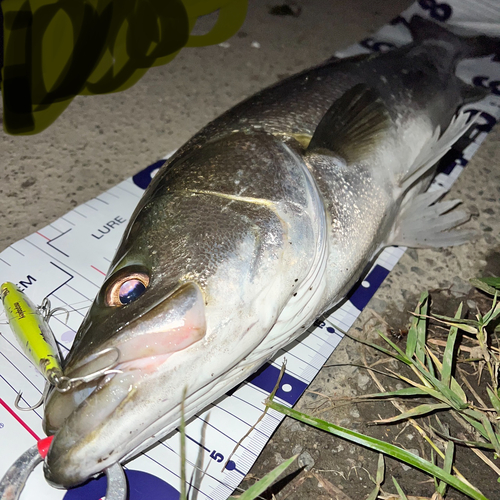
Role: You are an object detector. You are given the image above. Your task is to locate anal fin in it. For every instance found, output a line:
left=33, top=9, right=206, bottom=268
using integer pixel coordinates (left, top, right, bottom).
left=387, top=188, right=478, bottom=248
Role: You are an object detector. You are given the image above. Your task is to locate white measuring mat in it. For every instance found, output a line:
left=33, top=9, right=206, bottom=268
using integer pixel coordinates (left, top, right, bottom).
left=1, top=1, right=499, bottom=498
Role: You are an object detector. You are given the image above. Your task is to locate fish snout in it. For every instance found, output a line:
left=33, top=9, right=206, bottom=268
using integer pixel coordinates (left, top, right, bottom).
left=42, top=282, right=207, bottom=486
left=43, top=459, right=77, bottom=489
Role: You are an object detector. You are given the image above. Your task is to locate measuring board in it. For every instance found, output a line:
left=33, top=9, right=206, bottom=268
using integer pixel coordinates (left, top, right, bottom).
left=1, top=2, right=500, bottom=498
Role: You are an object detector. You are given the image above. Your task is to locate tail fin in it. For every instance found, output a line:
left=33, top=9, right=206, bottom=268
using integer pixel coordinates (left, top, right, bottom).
left=408, top=15, right=500, bottom=60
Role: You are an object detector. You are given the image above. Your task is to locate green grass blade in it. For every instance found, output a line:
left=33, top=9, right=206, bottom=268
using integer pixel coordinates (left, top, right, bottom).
left=366, top=455, right=385, bottom=500
left=406, top=311, right=418, bottom=359
left=407, top=365, right=434, bottom=389
left=481, top=414, right=500, bottom=455
left=432, top=313, right=479, bottom=327
left=416, top=386, right=451, bottom=404
left=437, top=441, right=454, bottom=496
left=452, top=438, right=495, bottom=450
left=461, top=410, right=489, bottom=440
left=432, top=316, right=478, bottom=334
left=374, top=403, right=449, bottom=424
left=392, top=477, right=409, bottom=500
left=418, top=369, right=468, bottom=410
left=491, top=302, right=500, bottom=322
left=232, top=454, right=297, bottom=500
left=426, top=347, right=443, bottom=377
left=415, top=292, right=429, bottom=365
left=442, top=303, right=463, bottom=389
left=481, top=291, right=498, bottom=325
left=377, top=330, right=410, bottom=361
left=375, top=453, right=385, bottom=485
left=483, top=300, right=500, bottom=326
left=431, top=426, right=497, bottom=450
left=487, top=387, right=500, bottom=414
left=451, top=439, right=495, bottom=450
left=385, top=371, right=446, bottom=402
left=470, top=278, right=499, bottom=296
left=478, top=277, right=500, bottom=288
left=426, top=349, right=467, bottom=403
left=426, top=353, right=436, bottom=378
left=344, top=332, right=410, bottom=364
left=474, top=276, right=500, bottom=291
left=357, top=387, right=430, bottom=399
left=365, top=484, right=380, bottom=500
left=406, top=292, right=428, bottom=360
left=267, top=400, right=488, bottom=500
left=432, top=449, right=439, bottom=492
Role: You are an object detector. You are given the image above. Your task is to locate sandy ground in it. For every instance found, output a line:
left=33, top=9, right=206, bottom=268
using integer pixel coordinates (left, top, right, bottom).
left=1, top=0, right=500, bottom=498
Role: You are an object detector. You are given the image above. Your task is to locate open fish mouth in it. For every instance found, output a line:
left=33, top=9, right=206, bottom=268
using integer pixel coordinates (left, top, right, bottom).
left=43, top=282, right=207, bottom=488
left=43, top=369, right=141, bottom=488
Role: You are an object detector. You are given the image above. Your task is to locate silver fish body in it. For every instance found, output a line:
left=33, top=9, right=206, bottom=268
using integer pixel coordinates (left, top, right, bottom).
left=43, top=18, right=490, bottom=487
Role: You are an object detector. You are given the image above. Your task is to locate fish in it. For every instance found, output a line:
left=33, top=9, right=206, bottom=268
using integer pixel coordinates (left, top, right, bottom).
left=42, top=16, right=498, bottom=488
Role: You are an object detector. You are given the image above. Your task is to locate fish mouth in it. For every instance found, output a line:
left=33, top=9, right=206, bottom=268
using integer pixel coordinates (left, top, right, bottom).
left=43, top=282, right=206, bottom=488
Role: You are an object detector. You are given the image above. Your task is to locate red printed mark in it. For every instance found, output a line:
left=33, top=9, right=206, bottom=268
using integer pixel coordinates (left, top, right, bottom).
left=36, top=232, right=50, bottom=241
left=91, top=265, right=106, bottom=276
left=0, top=397, right=40, bottom=441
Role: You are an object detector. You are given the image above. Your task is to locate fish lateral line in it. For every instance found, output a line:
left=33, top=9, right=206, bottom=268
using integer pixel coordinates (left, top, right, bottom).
left=183, top=188, right=294, bottom=238
left=184, top=188, right=277, bottom=209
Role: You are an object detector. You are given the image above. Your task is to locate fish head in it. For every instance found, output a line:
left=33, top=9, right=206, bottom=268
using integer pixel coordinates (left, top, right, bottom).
left=42, top=133, right=316, bottom=488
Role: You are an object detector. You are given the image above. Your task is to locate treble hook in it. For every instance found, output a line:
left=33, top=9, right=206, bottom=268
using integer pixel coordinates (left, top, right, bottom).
left=53, top=346, right=123, bottom=393
left=38, top=297, right=70, bottom=324
left=14, top=382, right=50, bottom=411
left=0, top=436, right=127, bottom=500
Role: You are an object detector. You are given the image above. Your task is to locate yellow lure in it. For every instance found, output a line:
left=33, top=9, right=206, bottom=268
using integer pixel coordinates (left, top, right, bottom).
left=1, top=282, right=63, bottom=385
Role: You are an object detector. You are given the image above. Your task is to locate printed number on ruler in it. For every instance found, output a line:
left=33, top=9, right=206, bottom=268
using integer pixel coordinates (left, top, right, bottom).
left=472, top=76, right=500, bottom=96
left=313, top=320, right=336, bottom=334
left=418, top=0, right=452, bottom=22
left=210, top=450, right=224, bottom=463
left=435, top=109, right=498, bottom=176
left=359, top=38, right=395, bottom=53
left=466, top=110, right=498, bottom=133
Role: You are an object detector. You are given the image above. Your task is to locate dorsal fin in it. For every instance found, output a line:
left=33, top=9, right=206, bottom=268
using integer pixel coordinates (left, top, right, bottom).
left=307, top=84, right=392, bottom=164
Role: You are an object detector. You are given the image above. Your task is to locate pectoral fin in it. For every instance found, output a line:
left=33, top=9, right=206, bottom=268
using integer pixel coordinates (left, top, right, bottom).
left=307, top=84, right=392, bottom=163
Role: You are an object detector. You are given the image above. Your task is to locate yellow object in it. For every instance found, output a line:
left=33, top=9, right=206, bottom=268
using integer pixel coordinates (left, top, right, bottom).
left=1, top=282, right=63, bottom=385
left=2, top=0, right=248, bottom=135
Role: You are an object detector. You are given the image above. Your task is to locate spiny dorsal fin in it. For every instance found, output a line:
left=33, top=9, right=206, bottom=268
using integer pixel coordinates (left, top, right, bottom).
left=307, top=84, right=392, bottom=164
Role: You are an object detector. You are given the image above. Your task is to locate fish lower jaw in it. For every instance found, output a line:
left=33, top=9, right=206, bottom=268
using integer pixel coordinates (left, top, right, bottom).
left=122, top=358, right=269, bottom=463
left=70, top=353, right=176, bottom=430
left=44, top=351, right=179, bottom=485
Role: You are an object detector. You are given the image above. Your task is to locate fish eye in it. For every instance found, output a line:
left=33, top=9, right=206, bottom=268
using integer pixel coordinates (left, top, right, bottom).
left=105, top=271, right=150, bottom=307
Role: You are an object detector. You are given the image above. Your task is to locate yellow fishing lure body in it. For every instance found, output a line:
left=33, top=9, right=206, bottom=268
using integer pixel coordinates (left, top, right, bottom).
left=1, top=282, right=63, bottom=385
